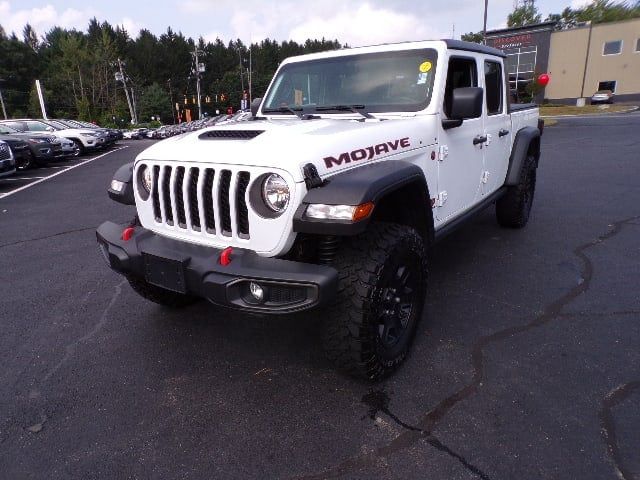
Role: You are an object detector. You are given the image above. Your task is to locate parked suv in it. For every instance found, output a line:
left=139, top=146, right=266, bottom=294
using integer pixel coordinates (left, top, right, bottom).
left=0, top=119, right=103, bottom=155
left=0, top=123, right=64, bottom=169
left=0, top=140, right=16, bottom=178
left=98, top=40, right=543, bottom=379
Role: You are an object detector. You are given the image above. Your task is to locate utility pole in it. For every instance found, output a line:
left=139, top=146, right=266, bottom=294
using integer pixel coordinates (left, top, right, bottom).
left=248, top=45, right=252, bottom=103
left=192, top=46, right=204, bottom=120
left=237, top=47, right=245, bottom=97
left=483, top=0, right=489, bottom=45
left=0, top=79, right=7, bottom=119
left=116, top=58, right=136, bottom=124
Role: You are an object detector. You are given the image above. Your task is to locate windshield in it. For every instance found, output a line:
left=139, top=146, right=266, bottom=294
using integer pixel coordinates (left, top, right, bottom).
left=46, top=120, right=68, bottom=129
left=263, top=48, right=437, bottom=114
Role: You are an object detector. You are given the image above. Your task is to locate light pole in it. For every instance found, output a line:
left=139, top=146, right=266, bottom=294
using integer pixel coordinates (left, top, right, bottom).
left=0, top=79, right=7, bottom=119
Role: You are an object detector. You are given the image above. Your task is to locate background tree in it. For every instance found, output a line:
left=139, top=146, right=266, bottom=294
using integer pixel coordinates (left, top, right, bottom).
left=461, top=31, right=484, bottom=43
left=507, top=0, right=542, bottom=27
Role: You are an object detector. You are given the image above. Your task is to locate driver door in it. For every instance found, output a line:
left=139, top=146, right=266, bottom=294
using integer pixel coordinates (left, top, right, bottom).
left=436, top=55, right=485, bottom=224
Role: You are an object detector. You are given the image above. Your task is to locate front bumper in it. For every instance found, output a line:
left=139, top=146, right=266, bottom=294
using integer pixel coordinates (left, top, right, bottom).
left=0, top=158, right=16, bottom=177
left=96, top=221, right=338, bottom=314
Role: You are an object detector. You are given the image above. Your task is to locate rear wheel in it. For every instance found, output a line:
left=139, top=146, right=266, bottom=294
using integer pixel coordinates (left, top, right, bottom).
left=127, top=276, right=199, bottom=308
left=496, top=152, right=537, bottom=228
left=321, top=223, right=427, bottom=380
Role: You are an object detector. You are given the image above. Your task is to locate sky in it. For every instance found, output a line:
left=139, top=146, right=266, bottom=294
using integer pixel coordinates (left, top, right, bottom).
left=1, top=0, right=590, bottom=46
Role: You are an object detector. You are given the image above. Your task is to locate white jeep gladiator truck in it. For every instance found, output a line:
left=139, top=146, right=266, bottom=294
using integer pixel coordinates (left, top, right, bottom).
left=97, top=40, right=542, bottom=380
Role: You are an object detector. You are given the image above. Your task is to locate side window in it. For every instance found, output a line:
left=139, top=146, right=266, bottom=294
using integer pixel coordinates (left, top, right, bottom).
left=1, top=121, right=25, bottom=131
left=25, top=121, right=48, bottom=132
left=484, top=61, right=503, bottom=115
left=444, top=57, right=478, bottom=118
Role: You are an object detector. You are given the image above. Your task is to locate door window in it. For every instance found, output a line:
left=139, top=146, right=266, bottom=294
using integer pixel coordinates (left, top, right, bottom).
left=484, top=61, right=503, bottom=115
left=25, top=121, right=49, bottom=132
left=443, top=57, right=477, bottom=118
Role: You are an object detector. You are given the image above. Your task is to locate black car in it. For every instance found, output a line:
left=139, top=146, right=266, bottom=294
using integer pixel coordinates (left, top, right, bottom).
left=0, top=124, right=64, bottom=170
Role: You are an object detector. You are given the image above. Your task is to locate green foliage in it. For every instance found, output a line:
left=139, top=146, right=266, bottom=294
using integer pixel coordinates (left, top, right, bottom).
left=508, top=0, right=542, bottom=27
left=461, top=32, right=484, bottom=43
left=546, top=0, right=640, bottom=25
left=0, top=19, right=342, bottom=122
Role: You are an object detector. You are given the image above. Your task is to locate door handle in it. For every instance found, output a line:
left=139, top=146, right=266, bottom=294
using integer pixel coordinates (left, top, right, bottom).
left=498, top=129, right=510, bottom=137
left=473, top=135, right=487, bottom=145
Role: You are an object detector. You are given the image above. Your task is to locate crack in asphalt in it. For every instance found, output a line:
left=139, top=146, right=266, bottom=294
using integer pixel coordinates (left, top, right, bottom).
left=43, top=279, right=126, bottom=382
left=0, top=218, right=132, bottom=249
left=0, top=226, right=97, bottom=249
left=361, top=390, right=492, bottom=480
left=599, top=381, right=640, bottom=480
left=297, top=215, right=640, bottom=480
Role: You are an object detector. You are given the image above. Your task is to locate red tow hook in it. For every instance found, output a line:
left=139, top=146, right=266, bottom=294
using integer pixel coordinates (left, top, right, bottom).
left=121, top=227, right=135, bottom=241
left=219, top=247, right=233, bottom=266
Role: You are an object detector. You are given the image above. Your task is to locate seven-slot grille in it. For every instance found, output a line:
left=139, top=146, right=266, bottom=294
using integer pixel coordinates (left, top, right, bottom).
left=149, top=164, right=252, bottom=239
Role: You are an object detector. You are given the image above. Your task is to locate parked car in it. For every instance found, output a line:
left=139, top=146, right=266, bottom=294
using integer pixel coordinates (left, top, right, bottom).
left=98, top=39, right=543, bottom=379
left=0, top=140, right=16, bottom=178
left=61, top=119, right=122, bottom=144
left=591, top=90, right=614, bottom=104
left=0, top=119, right=104, bottom=155
left=0, top=123, right=64, bottom=170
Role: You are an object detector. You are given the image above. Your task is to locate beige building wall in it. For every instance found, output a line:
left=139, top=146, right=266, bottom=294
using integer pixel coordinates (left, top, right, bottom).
left=546, top=28, right=590, bottom=99
left=546, top=18, right=640, bottom=100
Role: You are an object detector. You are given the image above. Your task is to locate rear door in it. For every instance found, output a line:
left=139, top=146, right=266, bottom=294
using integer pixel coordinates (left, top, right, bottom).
left=481, top=58, right=511, bottom=195
left=436, top=55, right=485, bottom=223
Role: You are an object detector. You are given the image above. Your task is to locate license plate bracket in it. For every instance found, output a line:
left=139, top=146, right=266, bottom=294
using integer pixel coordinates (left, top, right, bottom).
left=142, top=253, right=188, bottom=293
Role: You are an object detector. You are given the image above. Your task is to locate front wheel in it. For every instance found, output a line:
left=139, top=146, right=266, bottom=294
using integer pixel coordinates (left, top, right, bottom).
left=321, top=223, right=427, bottom=380
left=15, top=153, right=35, bottom=170
left=71, top=139, right=84, bottom=156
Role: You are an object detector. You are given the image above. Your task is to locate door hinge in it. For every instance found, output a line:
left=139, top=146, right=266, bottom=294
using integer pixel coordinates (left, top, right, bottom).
left=481, top=171, right=490, bottom=184
left=438, top=145, right=448, bottom=161
left=435, top=191, right=448, bottom=207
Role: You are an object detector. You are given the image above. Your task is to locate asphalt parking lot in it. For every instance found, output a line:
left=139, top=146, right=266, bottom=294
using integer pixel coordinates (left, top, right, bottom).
left=1, top=116, right=639, bottom=479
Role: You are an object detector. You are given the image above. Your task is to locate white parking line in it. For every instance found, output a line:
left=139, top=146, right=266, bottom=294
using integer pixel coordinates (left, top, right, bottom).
left=1, top=176, right=46, bottom=180
left=0, top=146, right=128, bottom=200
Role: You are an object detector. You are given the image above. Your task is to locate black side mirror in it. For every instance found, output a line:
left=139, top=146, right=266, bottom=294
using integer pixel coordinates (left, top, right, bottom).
left=443, top=87, right=484, bottom=130
left=250, top=97, right=262, bottom=117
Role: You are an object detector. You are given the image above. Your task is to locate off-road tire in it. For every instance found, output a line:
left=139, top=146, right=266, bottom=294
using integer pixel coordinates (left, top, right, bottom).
left=496, top=153, right=537, bottom=228
left=127, top=276, right=198, bottom=308
left=321, top=222, right=427, bottom=380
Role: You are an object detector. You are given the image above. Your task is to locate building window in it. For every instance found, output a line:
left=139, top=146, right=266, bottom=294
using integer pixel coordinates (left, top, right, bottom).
left=603, top=40, right=622, bottom=55
left=598, top=81, right=617, bottom=93
left=636, top=38, right=640, bottom=52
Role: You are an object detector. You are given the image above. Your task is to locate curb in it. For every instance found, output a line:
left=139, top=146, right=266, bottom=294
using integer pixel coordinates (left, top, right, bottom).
left=540, top=106, right=639, bottom=119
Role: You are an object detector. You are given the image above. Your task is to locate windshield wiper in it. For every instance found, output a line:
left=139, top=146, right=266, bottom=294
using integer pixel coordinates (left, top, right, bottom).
left=262, top=106, right=305, bottom=119
left=314, top=104, right=375, bottom=119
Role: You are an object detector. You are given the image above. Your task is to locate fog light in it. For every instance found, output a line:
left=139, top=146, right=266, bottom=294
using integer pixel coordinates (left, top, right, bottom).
left=249, top=282, right=264, bottom=302
left=111, top=179, right=125, bottom=192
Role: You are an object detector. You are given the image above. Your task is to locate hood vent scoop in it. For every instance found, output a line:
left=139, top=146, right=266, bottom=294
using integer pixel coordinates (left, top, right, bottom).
left=199, top=130, right=265, bottom=140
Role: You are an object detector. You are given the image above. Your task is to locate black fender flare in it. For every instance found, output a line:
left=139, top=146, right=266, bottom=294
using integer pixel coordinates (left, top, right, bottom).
left=293, top=160, right=433, bottom=238
left=107, top=162, right=135, bottom=205
left=505, top=126, right=540, bottom=186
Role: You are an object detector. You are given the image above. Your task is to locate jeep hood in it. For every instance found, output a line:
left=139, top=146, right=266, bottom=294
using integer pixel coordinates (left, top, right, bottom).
left=135, top=117, right=438, bottom=183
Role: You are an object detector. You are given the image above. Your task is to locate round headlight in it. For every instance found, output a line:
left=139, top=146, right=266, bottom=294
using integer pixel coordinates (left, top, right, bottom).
left=140, top=165, right=152, bottom=193
left=262, top=174, right=290, bottom=212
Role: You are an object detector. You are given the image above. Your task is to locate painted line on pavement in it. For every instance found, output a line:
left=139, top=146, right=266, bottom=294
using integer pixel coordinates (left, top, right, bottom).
left=0, top=146, right=128, bottom=200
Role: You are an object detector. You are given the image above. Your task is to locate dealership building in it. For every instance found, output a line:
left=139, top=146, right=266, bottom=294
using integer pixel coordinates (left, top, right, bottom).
left=485, top=18, right=640, bottom=103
